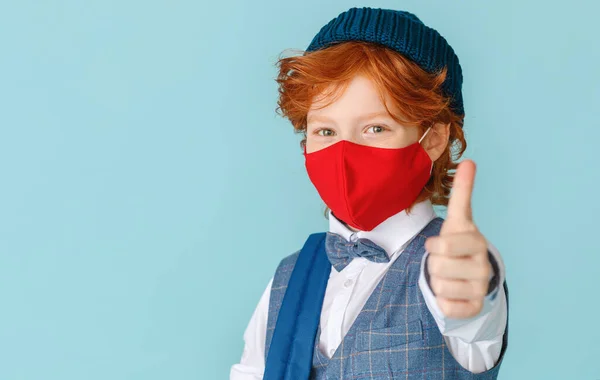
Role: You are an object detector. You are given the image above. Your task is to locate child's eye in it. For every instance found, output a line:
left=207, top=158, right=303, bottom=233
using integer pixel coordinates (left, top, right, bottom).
left=316, top=128, right=336, bottom=137
left=366, top=125, right=387, bottom=134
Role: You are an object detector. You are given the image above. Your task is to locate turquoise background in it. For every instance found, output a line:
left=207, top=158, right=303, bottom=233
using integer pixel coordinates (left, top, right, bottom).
left=1, top=0, right=598, bottom=379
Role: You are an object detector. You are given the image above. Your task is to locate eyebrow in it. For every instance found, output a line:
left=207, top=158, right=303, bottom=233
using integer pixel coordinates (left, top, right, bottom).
left=356, top=111, right=393, bottom=122
left=307, top=111, right=393, bottom=124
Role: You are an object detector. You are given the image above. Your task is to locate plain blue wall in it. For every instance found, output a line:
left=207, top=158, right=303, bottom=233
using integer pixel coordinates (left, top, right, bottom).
left=1, top=0, right=598, bottom=379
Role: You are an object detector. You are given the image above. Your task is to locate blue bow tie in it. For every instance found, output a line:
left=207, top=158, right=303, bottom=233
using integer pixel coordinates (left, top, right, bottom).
left=324, top=232, right=390, bottom=271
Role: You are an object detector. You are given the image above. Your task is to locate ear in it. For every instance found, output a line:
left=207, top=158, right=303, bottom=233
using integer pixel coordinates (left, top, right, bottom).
left=422, top=122, right=450, bottom=162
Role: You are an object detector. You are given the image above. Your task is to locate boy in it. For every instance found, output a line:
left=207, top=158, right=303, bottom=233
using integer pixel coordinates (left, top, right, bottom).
left=231, top=6, right=508, bottom=379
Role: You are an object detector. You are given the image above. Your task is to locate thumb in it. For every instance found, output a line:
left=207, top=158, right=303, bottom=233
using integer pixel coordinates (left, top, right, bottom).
left=446, top=159, right=476, bottom=222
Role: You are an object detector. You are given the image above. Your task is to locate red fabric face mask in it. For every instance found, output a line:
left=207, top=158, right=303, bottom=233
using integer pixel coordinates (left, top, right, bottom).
left=304, top=129, right=433, bottom=231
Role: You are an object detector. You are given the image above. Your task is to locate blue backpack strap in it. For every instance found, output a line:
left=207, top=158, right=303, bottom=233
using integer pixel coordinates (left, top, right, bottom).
left=263, top=232, right=331, bottom=380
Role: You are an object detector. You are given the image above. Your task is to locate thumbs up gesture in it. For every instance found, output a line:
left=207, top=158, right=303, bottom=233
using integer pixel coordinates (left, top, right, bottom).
left=424, top=160, right=492, bottom=319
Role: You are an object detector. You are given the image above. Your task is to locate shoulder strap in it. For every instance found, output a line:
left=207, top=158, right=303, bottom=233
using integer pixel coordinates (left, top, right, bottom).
left=263, top=232, right=331, bottom=380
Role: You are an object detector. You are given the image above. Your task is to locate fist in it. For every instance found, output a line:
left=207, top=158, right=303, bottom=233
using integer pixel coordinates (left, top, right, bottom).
left=424, top=160, right=492, bottom=319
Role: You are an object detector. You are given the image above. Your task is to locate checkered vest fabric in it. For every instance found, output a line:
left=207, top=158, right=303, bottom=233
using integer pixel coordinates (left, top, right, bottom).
left=264, top=217, right=509, bottom=379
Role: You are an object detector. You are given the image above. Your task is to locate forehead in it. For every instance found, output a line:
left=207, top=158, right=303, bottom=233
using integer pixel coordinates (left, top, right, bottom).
left=308, top=75, right=393, bottom=122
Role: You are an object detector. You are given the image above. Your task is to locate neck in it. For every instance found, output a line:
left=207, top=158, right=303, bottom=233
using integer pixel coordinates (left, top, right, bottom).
left=331, top=212, right=360, bottom=232
left=341, top=220, right=360, bottom=233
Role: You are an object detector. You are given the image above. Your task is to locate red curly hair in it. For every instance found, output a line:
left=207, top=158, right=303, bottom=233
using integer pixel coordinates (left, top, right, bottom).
left=274, top=41, right=466, bottom=215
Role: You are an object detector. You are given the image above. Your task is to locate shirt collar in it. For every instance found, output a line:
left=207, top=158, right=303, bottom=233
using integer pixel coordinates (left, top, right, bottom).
left=328, top=200, right=437, bottom=259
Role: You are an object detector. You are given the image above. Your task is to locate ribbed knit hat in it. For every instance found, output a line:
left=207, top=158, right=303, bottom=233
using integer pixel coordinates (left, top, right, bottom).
left=306, top=7, right=465, bottom=116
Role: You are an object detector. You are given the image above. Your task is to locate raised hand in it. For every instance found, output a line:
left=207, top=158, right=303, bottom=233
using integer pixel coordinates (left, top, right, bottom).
left=424, top=160, right=492, bottom=319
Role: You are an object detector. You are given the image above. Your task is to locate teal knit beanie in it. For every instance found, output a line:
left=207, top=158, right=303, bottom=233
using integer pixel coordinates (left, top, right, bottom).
left=306, top=7, right=465, bottom=116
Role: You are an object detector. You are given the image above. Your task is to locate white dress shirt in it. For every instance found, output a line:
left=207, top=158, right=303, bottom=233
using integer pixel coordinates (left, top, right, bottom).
left=230, top=200, right=507, bottom=379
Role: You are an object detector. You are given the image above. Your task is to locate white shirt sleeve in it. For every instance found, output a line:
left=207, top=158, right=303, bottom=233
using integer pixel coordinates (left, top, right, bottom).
left=418, top=240, right=507, bottom=374
left=229, top=277, right=273, bottom=380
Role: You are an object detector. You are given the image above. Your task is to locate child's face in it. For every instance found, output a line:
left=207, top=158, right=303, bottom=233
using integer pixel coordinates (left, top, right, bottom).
left=305, top=75, right=421, bottom=154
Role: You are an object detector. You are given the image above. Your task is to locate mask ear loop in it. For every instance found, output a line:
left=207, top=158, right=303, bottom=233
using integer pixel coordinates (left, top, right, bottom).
left=418, top=126, right=432, bottom=144
left=418, top=126, right=434, bottom=174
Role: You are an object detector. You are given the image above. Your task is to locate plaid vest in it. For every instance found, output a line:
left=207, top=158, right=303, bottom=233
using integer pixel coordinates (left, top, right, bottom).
left=265, top=217, right=509, bottom=379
